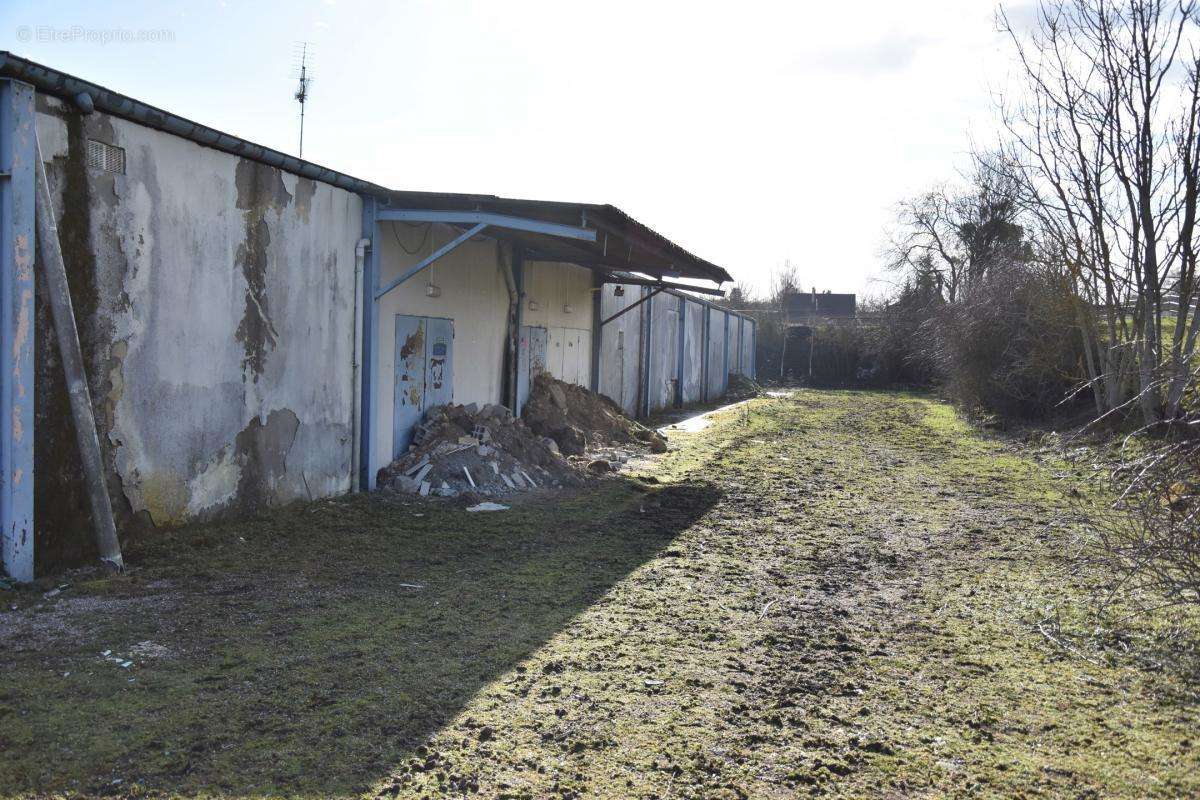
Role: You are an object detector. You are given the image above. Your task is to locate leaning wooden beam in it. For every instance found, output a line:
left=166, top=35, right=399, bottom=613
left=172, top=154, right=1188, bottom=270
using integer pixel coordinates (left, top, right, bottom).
left=33, top=135, right=123, bottom=571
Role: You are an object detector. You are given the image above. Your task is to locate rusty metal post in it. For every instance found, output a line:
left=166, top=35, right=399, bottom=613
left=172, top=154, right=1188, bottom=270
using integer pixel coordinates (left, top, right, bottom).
left=33, top=133, right=122, bottom=571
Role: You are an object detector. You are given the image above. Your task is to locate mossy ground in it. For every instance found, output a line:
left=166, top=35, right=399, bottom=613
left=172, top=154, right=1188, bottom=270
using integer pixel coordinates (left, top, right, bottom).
left=2, top=391, right=1197, bottom=798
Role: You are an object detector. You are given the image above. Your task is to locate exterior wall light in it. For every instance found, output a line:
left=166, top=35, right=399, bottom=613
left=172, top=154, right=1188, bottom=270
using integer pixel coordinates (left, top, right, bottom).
left=528, top=299, right=539, bottom=311
left=425, top=284, right=442, bottom=298
left=562, top=304, right=574, bottom=314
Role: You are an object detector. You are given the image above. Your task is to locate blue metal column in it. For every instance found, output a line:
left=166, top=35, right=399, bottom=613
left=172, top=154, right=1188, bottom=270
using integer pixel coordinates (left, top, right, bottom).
left=359, top=196, right=379, bottom=491
left=0, top=80, right=35, bottom=581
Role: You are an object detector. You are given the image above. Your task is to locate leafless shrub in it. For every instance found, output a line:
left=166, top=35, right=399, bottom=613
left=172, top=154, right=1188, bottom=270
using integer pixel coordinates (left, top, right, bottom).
left=923, top=266, right=1088, bottom=418
left=1087, top=387, right=1200, bottom=609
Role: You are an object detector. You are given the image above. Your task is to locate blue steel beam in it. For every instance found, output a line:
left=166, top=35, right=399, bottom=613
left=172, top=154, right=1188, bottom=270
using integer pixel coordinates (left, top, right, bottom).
left=375, top=209, right=596, bottom=242
left=374, top=222, right=486, bottom=301
left=0, top=79, right=34, bottom=581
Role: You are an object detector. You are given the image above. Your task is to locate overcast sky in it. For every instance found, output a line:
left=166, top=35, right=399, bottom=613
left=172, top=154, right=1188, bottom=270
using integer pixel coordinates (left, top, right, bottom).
left=0, top=0, right=1030, bottom=297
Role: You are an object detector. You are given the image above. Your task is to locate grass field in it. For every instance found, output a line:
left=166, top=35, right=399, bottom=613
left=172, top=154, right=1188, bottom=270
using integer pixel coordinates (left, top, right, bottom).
left=1, top=390, right=1197, bottom=798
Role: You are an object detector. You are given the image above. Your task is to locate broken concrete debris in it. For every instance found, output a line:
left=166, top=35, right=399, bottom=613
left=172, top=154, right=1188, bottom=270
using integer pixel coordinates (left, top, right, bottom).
left=376, top=374, right=669, bottom=499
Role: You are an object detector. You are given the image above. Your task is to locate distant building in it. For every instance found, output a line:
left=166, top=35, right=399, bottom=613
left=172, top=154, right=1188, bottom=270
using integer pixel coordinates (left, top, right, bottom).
left=785, top=290, right=857, bottom=324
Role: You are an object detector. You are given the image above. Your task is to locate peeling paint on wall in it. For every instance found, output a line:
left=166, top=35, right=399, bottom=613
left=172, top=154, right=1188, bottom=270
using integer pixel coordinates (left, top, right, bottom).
left=31, top=96, right=359, bottom=566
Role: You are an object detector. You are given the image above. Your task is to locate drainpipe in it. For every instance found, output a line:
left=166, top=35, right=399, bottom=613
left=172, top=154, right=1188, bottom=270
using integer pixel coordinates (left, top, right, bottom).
left=351, top=236, right=369, bottom=492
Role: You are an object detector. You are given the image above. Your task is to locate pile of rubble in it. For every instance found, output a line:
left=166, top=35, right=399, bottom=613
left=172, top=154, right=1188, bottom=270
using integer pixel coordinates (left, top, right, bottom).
left=375, top=374, right=669, bottom=499
left=377, top=402, right=582, bottom=498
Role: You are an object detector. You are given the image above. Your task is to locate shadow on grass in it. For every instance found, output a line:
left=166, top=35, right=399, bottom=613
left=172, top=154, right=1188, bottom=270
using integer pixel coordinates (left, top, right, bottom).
left=1, top=476, right=719, bottom=798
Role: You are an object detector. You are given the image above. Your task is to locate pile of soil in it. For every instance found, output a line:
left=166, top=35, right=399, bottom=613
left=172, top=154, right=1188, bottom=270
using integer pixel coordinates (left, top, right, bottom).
left=376, top=403, right=583, bottom=498
left=522, top=373, right=667, bottom=456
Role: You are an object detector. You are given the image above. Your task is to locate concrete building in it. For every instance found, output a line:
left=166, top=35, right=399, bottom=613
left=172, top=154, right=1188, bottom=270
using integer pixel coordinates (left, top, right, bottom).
left=0, top=52, right=755, bottom=579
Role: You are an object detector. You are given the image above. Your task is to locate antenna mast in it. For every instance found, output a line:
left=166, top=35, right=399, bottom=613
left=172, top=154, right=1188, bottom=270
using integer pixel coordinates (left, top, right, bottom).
left=293, top=42, right=313, bottom=158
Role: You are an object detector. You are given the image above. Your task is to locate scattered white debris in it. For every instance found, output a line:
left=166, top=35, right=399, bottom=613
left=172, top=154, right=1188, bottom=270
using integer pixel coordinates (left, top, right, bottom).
left=466, top=502, right=510, bottom=512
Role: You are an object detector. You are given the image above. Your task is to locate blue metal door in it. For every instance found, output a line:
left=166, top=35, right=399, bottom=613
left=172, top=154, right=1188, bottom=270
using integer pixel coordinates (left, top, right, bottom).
left=424, top=317, right=453, bottom=409
left=392, top=315, right=454, bottom=457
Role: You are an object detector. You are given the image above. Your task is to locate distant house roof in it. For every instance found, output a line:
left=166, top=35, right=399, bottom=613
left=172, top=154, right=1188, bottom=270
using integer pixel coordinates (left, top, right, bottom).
left=786, top=292, right=856, bottom=321
left=0, top=50, right=732, bottom=287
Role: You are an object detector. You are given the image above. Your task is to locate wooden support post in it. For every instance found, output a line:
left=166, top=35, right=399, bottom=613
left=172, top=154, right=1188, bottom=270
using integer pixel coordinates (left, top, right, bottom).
left=33, top=135, right=122, bottom=571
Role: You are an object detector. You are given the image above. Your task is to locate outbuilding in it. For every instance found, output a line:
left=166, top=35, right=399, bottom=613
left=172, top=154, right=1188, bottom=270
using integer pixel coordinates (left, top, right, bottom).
left=0, top=52, right=755, bottom=578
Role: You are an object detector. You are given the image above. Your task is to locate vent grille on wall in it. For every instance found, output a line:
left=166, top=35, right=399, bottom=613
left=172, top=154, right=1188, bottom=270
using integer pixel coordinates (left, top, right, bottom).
left=86, top=139, right=126, bottom=175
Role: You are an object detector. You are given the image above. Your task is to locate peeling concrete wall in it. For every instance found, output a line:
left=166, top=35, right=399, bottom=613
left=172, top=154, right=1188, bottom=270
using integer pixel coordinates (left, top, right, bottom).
left=33, top=96, right=359, bottom=567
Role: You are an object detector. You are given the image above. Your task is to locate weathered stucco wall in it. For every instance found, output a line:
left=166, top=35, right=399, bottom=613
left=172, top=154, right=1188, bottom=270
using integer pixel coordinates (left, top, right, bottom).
left=33, top=95, right=360, bottom=567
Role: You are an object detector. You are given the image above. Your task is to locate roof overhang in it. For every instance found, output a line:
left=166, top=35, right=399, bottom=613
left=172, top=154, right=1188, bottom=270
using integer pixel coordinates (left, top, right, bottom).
left=382, top=190, right=732, bottom=287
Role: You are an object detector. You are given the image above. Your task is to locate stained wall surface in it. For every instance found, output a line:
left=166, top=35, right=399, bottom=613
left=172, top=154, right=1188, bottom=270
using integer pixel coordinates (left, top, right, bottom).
left=33, top=95, right=361, bottom=567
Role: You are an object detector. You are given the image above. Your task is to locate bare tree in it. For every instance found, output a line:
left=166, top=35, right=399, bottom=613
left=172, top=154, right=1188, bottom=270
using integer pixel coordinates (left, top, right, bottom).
left=997, top=0, right=1200, bottom=422
left=886, top=169, right=1028, bottom=303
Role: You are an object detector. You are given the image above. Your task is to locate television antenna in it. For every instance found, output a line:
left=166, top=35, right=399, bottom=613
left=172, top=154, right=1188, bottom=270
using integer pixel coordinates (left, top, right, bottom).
left=292, top=42, right=314, bottom=158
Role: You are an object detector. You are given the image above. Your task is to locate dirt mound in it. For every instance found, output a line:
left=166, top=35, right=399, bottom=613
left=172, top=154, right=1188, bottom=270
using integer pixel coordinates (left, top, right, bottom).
left=376, top=403, right=583, bottom=498
left=522, top=373, right=667, bottom=455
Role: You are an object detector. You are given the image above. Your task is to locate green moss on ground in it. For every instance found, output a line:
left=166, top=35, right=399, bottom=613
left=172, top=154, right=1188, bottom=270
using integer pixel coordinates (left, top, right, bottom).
left=1, top=391, right=1196, bottom=798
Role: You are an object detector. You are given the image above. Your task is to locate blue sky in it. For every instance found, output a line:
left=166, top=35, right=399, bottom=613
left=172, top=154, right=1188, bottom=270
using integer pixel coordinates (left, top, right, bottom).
left=0, top=1, right=1024, bottom=297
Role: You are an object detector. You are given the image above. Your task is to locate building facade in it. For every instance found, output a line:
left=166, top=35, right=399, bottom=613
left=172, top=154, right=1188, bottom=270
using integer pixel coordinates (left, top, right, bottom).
left=0, top=53, right=755, bottom=578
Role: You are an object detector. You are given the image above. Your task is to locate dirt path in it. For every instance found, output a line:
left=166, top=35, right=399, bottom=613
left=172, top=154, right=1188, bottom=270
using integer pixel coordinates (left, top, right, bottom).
left=2, top=391, right=1197, bottom=798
